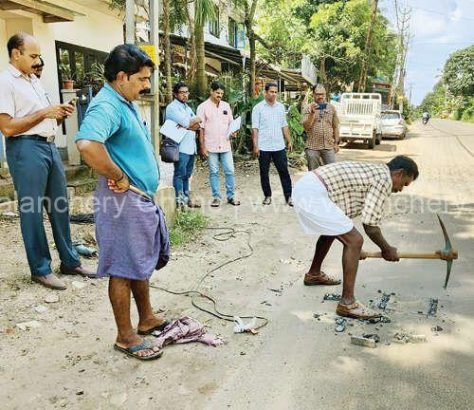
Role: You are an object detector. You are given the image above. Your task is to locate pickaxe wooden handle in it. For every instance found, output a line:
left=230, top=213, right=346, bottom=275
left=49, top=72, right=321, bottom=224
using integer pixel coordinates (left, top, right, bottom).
left=360, top=214, right=458, bottom=289
left=360, top=250, right=458, bottom=260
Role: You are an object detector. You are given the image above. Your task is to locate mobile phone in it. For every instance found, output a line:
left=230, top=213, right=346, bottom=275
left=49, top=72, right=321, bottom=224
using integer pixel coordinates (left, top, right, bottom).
left=68, top=97, right=78, bottom=106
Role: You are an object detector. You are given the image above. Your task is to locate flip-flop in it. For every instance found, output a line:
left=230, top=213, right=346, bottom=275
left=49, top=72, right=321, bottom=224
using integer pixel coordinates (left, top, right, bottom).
left=113, top=340, right=163, bottom=361
left=137, top=320, right=170, bottom=336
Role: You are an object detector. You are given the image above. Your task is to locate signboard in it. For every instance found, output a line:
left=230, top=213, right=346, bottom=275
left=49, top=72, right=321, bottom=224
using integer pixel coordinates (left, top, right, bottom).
left=140, top=44, right=158, bottom=65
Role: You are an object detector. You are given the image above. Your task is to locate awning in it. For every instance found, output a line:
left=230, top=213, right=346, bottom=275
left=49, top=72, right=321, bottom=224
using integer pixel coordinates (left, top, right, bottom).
left=0, top=0, right=80, bottom=22
left=170, top=34, right=244, bottom=67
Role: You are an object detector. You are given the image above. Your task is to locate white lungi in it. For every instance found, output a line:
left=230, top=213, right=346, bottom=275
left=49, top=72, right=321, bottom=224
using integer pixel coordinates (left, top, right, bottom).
left=293, top=172, right=353, bottom=236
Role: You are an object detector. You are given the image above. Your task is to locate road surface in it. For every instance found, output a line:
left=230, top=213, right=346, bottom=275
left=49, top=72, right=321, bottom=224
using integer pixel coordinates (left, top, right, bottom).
left=1, top=119, right=473, bottom=409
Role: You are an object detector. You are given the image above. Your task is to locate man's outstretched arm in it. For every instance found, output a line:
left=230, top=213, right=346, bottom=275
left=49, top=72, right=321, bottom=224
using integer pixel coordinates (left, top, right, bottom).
left=363, top=224, right=399, bottom=261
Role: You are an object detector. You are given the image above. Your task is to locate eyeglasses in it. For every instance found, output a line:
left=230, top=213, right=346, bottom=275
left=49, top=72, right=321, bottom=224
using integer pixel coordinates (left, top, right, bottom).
left=178, top=91, right=189, bottom=95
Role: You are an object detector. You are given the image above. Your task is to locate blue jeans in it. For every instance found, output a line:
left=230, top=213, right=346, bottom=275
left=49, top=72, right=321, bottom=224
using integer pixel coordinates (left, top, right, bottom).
left=173, top=152, right=196, bottom=204
left=208, top=151, right=235, bottom=200
left=6, top=137, right=80, bottom=277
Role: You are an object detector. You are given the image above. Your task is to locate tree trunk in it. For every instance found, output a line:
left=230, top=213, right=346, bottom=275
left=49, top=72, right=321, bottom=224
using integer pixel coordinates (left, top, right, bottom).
left=319, top=56, right=327, bottom=87
left=163, top=0, right=172, bottom=103
left=358, top=0, right=379, bottom=92
left=194, top=20, right=207, bottom=95
left=245, top=0, right=259, bottom=96
left=248, top=29, right=256, bottom=96
left=185, top=3, right=196, bottom=80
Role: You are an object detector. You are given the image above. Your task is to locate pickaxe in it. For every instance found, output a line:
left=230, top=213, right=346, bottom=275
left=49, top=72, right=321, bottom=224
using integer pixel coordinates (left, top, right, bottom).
left=360, top=214, right=458, bottom=288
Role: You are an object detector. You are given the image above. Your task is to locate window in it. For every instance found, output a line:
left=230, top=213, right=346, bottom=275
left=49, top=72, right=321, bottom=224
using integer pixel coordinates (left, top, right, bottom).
left=209, top=6, right=220, bottom=37
left=55, top=41, right=107, bottom=91
left=229, top=18, right=238, bottom=48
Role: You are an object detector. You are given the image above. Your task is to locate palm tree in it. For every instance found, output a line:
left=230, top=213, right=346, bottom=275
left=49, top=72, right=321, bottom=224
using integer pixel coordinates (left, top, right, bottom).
left=193, top=0, right=216, bottom=95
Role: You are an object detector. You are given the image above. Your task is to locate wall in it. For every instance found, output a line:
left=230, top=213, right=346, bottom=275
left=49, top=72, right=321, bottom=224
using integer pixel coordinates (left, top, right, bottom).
left=0, top=1, right=123, bottom=148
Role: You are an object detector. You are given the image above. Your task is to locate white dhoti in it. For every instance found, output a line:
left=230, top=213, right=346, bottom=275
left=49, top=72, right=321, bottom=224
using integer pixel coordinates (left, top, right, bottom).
left=293, top=172, right=353, bottom=236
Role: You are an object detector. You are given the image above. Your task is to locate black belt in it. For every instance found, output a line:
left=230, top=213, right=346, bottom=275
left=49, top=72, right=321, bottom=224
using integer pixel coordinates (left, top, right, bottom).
left=14, top=135, right=55, bottom=143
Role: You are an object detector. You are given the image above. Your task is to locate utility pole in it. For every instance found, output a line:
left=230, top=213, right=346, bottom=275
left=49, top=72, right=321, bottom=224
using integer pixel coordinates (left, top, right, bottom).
left=358, top=0, right=379, bottom=92
left=389, top=0, right=412, bottom=108
left=124, top=1, right=160, bottom=151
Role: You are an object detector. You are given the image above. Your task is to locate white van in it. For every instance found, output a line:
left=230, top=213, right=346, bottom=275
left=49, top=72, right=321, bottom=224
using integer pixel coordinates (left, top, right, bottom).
left=337, top=93, right=382, bottom=149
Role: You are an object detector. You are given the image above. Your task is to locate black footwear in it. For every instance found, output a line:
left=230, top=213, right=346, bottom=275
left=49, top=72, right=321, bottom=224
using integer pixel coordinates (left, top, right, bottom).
left=227, top=198, right=241, bottom=206
left=262, top=197, right=272, bottom=205
left=60, top=263, right=97, bottom=279
left=286, top=198, right=294, bottom=207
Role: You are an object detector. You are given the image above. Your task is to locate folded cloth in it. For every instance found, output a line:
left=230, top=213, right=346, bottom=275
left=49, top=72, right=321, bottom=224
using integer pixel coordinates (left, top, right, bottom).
left=293, top=171, right=353, bottom=236
left=151, top=316, right=224, bottom=348
left=94, top=177, right=170, bottom=280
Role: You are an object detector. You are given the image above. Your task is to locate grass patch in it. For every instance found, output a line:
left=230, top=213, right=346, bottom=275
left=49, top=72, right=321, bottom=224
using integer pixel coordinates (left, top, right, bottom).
left=170, top=209, right=208, bottom=247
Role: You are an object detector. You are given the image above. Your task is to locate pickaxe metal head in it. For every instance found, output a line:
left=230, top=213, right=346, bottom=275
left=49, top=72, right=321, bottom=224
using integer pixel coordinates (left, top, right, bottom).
left=436, top=214, right=458, bottom=288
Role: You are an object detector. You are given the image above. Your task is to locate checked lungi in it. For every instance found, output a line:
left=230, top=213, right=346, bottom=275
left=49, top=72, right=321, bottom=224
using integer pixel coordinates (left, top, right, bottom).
left=94, top=177, right=170, bottom=280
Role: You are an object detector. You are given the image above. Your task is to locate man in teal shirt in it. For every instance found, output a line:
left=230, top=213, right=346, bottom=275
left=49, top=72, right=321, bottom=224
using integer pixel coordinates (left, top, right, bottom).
left=76, top=44, right=168, bottom=361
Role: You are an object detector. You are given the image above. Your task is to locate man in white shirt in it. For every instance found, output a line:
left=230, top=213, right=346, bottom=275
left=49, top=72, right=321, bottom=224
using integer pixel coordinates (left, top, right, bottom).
left=0, top=33, right=95, bottom=290
left=252, top=82, right=293, bottom=206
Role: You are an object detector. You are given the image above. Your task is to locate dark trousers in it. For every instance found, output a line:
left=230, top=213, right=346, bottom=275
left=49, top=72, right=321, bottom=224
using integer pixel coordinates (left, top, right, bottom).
left=258, top=149, right=292, bottom=201
left=6, top=137, right=80, bottom=277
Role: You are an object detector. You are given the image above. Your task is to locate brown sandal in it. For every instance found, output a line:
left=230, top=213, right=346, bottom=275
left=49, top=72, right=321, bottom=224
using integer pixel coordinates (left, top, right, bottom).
left=336, top=301, right=381, bottom=319
left=304, top=271, right=341, bottom=286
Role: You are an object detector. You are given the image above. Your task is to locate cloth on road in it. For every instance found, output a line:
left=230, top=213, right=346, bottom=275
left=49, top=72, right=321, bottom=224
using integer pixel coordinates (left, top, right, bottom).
left=293, top=171, right=353, bottom=236
left=151, top=316, right=224, bottom=348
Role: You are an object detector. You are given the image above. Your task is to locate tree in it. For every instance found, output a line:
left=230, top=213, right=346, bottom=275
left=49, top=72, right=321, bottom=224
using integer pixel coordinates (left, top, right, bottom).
left=443, top=45, right=474, bottom=97
left=193, top=0, right=216, bottom=95
left=308, top=0, right=396, bottom=93
left=255, top=0, right=307, bottom=67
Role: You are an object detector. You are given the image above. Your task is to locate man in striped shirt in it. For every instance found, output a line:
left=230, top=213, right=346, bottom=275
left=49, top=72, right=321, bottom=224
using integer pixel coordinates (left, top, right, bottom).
left=293, top=156, right=419, bottom=319
left=252, top=83, right=293, bottom=206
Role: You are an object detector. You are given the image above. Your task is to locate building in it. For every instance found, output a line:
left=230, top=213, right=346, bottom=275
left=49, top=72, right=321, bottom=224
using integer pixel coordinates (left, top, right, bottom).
left=0, top=0, right=124, bottom=166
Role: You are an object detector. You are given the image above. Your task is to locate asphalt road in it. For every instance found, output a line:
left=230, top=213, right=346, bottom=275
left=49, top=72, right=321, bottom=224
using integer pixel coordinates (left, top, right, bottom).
left=201, top=119, right=474, bottom=410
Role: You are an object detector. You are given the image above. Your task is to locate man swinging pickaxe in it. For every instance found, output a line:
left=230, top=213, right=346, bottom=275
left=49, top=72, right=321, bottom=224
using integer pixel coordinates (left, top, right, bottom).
left=360, top=214, right=458, bottom=288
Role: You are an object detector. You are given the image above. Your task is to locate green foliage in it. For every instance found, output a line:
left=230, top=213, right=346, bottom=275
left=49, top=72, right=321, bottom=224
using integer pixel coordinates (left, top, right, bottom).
left=256, top=0, right=307, bottom=66
left=170, top=210, right=208, bottom=247
left=308, top=0, right=397, bottom=92
left=443, top=45, right=474, bottom=97
left=287, top=104, right=305, bottom=151
left=419, top=82, right=464, bottom=119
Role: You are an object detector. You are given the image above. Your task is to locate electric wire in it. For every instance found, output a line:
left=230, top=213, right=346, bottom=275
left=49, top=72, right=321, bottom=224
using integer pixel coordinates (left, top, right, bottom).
left=150, top=225, right=269, bottom=331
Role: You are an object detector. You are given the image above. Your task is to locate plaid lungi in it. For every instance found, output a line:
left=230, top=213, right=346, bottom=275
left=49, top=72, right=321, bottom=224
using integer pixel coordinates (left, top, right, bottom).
left=94, top=177, right=169, bottom=280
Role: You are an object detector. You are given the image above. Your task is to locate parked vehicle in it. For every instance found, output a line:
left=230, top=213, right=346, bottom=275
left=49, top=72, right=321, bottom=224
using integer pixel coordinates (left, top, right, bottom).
left=337, top=93, right=382, bottom=149
left=381, top=110, right=408, bottom=139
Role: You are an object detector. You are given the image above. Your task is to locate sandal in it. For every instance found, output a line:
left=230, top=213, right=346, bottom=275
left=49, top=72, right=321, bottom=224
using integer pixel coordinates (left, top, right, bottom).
left=227, top=197, right=241, bottom=206
left=113, top=340, right=163, bottom=361
left=336, top=301, right=381, bottom=320
left=304, top=272, right=341, bottom=286
left=137, top=320, right=170, bottom=335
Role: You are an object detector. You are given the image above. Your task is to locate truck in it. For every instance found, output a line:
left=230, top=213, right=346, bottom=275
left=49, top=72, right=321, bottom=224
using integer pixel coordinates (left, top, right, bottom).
left=337, top=93, right=382, bottom=149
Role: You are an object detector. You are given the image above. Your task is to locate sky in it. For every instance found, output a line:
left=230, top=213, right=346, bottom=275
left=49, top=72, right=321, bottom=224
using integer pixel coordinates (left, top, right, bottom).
left=379, top=0, right=474, bottom=105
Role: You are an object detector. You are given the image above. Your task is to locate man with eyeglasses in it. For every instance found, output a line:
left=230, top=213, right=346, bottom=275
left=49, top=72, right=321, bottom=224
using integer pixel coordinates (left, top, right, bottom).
left=165, top=82, right=202, bottom=209
left=0, top=33, right=95, bottom=290
left=302, top=84, right=340, bottom=170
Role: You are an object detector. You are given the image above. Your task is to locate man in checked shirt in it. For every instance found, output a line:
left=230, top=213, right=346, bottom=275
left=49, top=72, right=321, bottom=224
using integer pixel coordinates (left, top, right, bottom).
left=302, top=84, right=340, bottom=170
left=292, top=155, right=419, bottom=319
